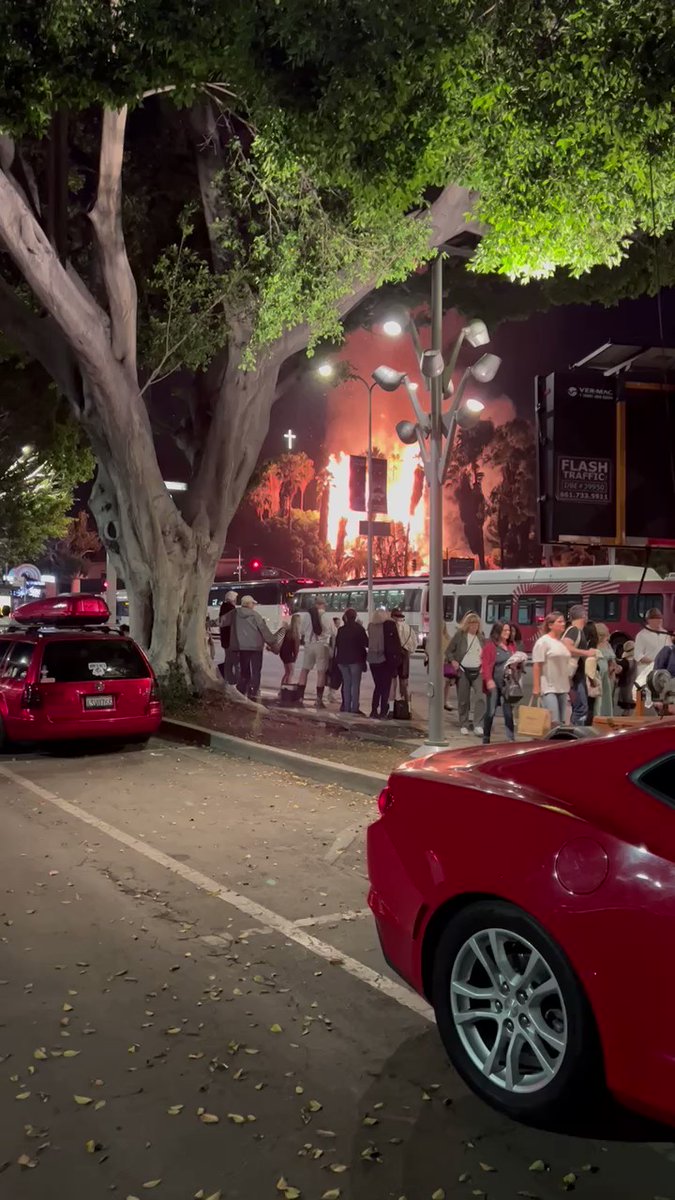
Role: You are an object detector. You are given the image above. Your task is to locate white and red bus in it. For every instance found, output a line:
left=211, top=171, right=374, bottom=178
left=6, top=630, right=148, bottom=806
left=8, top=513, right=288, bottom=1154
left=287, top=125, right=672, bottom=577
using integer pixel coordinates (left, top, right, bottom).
left=441, top=565, right=674, bottom=651
left=293, top=565, right=674, bottom=651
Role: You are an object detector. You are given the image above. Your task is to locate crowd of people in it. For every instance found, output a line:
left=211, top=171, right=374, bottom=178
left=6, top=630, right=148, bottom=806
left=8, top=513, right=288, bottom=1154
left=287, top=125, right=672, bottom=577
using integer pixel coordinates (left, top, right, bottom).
left=217, top=593, right=417, bottom=719
left=529, top=604, right=672, bottom=727
left=216, top=591, right=675, bottom=734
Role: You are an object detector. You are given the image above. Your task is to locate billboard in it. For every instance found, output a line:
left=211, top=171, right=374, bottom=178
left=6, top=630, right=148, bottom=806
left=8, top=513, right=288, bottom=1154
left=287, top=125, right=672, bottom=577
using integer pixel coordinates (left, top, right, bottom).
left=624, top=382, right=675, bottom=544
left=537, top=369, right=675, bottom=547
left=536, top=370, right=617, bottom=544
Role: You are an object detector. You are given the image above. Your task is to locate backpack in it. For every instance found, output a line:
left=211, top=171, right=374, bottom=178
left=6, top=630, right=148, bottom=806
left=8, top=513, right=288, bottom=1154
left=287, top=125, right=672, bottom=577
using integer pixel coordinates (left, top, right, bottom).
left=502, top=666, right=523, bottom=704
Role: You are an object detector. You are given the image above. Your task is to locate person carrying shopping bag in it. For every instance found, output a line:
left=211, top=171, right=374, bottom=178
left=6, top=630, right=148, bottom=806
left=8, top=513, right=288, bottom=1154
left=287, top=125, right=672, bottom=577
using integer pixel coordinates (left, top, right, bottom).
left=447, top=611, right=485, bottom=736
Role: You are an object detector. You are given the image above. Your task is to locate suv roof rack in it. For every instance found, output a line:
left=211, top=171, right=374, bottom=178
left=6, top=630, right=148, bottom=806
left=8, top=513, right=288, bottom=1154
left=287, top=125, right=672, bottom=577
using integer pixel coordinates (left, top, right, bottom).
left=6, top=623, right=124, bottom=637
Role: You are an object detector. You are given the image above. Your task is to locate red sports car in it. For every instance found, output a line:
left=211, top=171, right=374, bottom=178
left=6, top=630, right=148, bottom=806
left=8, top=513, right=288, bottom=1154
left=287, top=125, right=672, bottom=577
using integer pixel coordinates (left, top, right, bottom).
left=367, top=723, right=675, bottom=1125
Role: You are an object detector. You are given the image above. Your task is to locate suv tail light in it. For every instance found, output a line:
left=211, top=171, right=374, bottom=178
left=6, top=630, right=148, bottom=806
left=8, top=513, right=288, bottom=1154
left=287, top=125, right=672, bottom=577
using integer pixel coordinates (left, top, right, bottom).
left=21, top=684, right=42, bottom=710
left=377, top=787, right=393, bottom=815
left=149, top=677, right=161, bottom=705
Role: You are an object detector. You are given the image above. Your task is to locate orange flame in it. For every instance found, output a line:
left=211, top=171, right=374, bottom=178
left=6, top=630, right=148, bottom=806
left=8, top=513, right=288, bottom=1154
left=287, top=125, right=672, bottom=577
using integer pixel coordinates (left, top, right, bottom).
left=326, top=446, right=428, bottom=572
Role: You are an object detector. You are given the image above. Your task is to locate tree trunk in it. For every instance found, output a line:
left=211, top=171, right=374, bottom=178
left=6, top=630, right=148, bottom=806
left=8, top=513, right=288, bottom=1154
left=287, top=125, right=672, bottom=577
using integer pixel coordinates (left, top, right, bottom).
left=89, top=457, right=221, bottom=690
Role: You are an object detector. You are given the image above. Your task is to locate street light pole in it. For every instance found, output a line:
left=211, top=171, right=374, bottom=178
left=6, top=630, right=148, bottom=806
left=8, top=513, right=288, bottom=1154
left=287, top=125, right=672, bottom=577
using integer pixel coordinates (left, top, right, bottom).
left=375, top=278, right=500, bottom=757
left=315, top=362, right=380, bottom=620
left=367, top=380, right=374, bottom=623
left=427, top=253, right=446, bottom=748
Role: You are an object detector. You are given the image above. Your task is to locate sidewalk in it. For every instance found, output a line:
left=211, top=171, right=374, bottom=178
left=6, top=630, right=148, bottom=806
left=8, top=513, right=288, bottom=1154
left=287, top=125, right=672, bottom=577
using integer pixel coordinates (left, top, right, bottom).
left=161, top=689, right=504, bottom=783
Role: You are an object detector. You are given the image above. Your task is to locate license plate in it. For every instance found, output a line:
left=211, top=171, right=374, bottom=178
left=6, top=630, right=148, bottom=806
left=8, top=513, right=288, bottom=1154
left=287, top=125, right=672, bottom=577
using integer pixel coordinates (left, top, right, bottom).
left=84, top=695, right=114, bottom=710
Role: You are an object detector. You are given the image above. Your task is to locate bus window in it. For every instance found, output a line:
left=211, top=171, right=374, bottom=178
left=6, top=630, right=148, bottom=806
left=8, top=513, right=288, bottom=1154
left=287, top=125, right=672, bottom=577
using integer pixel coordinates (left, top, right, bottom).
left=293, top=592, right=316, bottom=611
left=629, top=593, right=664, bottom=623
left=457, top=594, right=482, bottom=621
left=385, top=589, right=405, bottom=612
left=407, top=588, right=422, bottom=612
left=347, top=590, right=368, bottom=612
left=443, top=594, right=455, bottom=621
left=516, top=596, right=547, bottom=626
left=486, top=596, right=512, bottom=624
left=588, top=594, right=620, bottom=622
left=556, top=595, right=583, bottom=622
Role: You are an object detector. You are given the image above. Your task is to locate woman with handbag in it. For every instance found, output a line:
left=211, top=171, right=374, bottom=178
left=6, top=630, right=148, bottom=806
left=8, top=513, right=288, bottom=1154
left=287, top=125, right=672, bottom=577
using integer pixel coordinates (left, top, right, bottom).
left=447, top=612, right=485, bottom=735
left=531, top=610, right=572, bottom=726
left=480, top=621, right=517, bottom=744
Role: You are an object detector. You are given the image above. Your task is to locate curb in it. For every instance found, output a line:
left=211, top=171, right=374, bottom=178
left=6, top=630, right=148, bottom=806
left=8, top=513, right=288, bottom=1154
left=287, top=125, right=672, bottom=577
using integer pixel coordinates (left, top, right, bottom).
left=159, top=717, right=388, bottom=796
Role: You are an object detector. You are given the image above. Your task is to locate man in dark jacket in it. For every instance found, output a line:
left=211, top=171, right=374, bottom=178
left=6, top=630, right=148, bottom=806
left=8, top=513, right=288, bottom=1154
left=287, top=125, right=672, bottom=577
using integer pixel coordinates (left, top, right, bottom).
left=218, top=590, right=239, bottom=684
left=222, top=595, right=277, bottom=700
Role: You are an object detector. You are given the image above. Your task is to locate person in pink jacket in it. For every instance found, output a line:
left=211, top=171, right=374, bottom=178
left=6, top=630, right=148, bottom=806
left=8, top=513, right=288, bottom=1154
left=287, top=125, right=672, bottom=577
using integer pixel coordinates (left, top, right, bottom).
left=480, top=621, right=517, bottom=745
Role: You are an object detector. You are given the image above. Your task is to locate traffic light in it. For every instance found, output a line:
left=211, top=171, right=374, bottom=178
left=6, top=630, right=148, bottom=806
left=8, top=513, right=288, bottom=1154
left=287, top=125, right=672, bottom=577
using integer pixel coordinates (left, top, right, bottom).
left=249, top=557, right=262, bottom=573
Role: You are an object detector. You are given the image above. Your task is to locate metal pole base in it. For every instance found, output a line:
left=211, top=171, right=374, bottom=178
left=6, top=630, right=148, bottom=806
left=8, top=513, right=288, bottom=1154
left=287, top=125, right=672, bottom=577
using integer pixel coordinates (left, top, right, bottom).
left=408, top=740, right=449, bottom=760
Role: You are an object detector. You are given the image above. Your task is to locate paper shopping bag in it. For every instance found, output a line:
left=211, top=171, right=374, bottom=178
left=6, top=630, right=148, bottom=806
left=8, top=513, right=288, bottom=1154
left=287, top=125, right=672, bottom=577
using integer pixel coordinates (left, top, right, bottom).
left=517, top=700, right=552, bottom=738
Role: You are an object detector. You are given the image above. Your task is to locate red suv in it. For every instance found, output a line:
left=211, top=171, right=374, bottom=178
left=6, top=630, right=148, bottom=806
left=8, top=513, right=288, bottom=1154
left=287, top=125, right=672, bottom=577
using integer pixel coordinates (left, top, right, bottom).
left=0, top=595, right=162, bottom=750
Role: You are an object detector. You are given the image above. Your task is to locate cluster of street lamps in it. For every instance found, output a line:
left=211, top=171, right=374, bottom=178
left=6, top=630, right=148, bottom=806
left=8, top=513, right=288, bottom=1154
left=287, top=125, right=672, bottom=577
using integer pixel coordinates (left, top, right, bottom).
left=316, top=252, right=501, bottom=752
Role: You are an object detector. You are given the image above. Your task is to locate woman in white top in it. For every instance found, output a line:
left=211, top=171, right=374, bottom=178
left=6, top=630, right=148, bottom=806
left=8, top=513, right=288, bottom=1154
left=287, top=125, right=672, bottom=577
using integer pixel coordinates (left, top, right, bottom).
left=532, top=611, right=572, bottom=726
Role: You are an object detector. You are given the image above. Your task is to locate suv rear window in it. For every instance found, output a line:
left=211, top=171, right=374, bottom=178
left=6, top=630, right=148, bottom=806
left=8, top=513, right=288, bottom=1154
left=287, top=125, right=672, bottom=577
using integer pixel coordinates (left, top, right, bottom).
left=41, top=640, right=150, bottom=683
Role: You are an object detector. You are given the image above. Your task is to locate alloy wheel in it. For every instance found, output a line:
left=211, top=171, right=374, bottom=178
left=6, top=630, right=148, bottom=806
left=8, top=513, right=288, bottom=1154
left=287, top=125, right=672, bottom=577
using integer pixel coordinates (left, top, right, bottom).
left=450, top=926, right=567, bottom=1093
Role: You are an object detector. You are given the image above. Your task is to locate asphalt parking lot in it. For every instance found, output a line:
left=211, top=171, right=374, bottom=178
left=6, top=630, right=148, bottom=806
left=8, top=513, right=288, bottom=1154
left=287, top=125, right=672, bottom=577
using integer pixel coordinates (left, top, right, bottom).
left=1, top=739, right=674, bottom=1199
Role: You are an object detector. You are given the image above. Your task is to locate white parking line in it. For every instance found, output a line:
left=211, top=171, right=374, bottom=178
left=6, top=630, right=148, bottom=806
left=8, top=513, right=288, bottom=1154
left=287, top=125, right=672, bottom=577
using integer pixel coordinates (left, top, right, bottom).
left=0, top=763, right=433, bottom=1023
left=324, top=820, right=368, bottom=864
left=294, top=908, right=371, bottom=927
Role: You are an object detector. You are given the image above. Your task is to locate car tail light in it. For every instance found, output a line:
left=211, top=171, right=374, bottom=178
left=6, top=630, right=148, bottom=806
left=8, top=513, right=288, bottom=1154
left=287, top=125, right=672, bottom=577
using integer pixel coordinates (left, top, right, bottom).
left=149, top=677, right=161, bottom=705
left=21, top=684, right=42, bottom=710
left=377, top=787, right=393, bottom=815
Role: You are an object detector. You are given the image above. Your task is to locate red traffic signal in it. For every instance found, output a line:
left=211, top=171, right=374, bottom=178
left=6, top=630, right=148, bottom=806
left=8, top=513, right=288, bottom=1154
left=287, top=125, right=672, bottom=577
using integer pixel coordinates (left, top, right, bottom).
left=249, top=558, right=262, bottom=571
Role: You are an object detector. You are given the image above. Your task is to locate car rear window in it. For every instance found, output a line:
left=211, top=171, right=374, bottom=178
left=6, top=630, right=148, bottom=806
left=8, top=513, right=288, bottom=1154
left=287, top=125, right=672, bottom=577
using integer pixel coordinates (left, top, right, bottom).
left=632, top=754, right=675, bottom=807
left=41, top=640, right=150, bottom=683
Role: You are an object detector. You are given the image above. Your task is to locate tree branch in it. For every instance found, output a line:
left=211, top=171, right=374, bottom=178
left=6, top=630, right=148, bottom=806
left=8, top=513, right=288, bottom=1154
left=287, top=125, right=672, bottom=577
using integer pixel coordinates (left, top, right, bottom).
left=0, top=273, right=81, bottom=407
left=0, top=168, right=110, bottom=378
left=190, top=100, right=232, bottom=273
left=89, top=108, right=138, bottom=376
left=275, top=184, right=482, bottom=361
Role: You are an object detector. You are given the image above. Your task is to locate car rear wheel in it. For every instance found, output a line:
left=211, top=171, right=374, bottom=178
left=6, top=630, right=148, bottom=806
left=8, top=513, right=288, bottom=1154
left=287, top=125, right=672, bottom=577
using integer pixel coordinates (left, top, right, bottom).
left=432, top=900, right=601, bottom=1121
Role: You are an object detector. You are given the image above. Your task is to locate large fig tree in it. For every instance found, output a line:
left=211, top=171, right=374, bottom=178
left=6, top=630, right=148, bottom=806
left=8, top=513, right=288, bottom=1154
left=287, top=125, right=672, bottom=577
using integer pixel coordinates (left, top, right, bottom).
left=0, top=0, right=673, bottom=686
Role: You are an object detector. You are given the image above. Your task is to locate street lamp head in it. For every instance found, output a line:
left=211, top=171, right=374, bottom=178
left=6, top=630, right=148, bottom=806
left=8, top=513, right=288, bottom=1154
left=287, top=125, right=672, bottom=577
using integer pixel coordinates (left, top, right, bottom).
left=395, top=419, right=419, bottom=445
left=381, top=304, right=409, bottom=338
left=464, top=318, right=490, bottom=348
left=317, top=362, right=334, bottom=379
left=470, top=353, right=501, bottom=383
left=456, top=398, right=485, bottom=430
left=420, top=349, right=444, bottom=379
left=372, top=364, right=406, bottom=392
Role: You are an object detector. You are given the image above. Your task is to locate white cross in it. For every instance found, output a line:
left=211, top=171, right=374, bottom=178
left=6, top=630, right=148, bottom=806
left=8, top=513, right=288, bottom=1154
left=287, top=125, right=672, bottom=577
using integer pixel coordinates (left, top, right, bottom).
left=284, top=429, right=297, bottom=451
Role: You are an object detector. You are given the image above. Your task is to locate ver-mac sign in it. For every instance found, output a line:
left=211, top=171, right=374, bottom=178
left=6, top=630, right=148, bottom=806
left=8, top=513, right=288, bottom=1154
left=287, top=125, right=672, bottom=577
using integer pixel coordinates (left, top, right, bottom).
left=556, top=456, right=612, bottom=505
